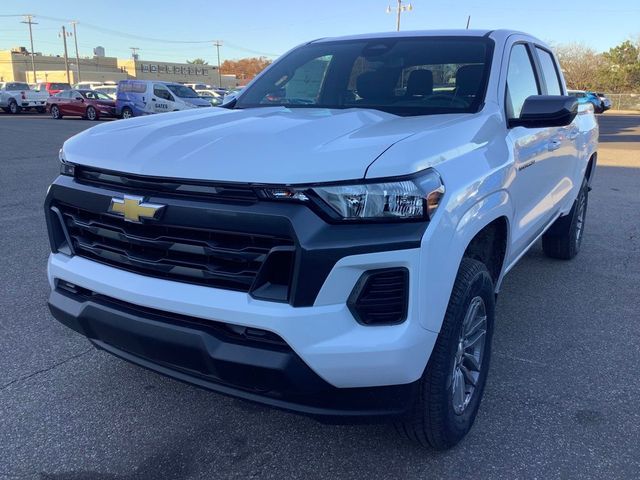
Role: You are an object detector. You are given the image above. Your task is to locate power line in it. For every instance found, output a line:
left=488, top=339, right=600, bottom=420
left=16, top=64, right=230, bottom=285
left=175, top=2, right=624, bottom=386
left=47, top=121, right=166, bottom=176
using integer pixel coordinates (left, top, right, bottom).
left=7, top=14, right=281, bottom=57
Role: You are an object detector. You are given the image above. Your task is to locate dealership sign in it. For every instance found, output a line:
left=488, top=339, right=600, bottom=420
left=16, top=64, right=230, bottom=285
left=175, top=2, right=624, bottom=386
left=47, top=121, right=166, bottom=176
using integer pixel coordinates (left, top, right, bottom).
left=140, top=64, right=210, bottom=76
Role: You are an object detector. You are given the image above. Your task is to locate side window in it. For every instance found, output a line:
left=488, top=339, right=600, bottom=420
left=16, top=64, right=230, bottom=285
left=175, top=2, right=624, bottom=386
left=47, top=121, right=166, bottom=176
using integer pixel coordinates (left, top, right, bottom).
left=536, top=48, right=562, bottom=95
left=506, top=44, right=540, bottom=119
left=153, top=85, right=173, bottom=101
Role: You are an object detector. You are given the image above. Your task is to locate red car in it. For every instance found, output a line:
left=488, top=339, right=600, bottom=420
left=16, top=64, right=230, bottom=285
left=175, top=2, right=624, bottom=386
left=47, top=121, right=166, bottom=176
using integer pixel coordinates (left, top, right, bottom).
left=35, top=82, right=71, bottom=96
left=47, top=89, right=116, bottom=121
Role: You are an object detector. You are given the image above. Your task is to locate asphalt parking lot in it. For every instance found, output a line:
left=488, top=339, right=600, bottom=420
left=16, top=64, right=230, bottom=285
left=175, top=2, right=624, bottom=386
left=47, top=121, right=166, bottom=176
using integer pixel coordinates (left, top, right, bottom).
left=1, top=112, right=639, bottom=479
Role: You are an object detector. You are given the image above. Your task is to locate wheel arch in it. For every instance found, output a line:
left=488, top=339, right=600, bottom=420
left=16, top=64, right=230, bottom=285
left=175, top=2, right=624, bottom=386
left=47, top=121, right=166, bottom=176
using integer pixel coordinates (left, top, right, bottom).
left=585, top=152, right=597, bottom=188
left=418, top=190, right=512, bottom=332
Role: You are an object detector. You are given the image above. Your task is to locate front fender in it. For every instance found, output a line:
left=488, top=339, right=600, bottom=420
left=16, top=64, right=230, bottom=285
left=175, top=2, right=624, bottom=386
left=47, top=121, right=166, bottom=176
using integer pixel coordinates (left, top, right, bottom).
left=417, top=189, right=512, bottom=333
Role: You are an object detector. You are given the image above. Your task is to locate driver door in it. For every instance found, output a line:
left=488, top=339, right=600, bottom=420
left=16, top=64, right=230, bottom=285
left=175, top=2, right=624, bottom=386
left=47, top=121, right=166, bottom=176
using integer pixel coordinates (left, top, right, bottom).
left=68, top=90, right=85, bottom=115
left=152, top=85, right=175, bottom=113
left=505, top=43, right=559, bottom=259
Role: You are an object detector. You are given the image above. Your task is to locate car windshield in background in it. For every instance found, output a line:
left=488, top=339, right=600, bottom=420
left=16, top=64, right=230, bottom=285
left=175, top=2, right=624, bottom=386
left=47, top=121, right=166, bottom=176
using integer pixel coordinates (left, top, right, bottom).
left=167, top=84, right=199, bottom=98
left=51, top=83, right=71, bottom=90
left=82, top=91, right=112, bottom=100
left=236, top=37, right=493, bottom=116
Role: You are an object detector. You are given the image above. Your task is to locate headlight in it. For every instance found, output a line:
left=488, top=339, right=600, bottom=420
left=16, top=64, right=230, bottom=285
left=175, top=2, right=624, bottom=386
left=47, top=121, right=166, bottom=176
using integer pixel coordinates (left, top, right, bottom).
left=58, top=148, right=75, bottom=176
left=264, top=169, right=444, bottom=221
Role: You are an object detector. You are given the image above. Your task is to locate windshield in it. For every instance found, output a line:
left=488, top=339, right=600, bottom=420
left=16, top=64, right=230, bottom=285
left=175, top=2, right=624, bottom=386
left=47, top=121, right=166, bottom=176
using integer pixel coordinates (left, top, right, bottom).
left=166, top=84, right=199, bottom=98
left=236, top=37, right=493, bottom=116
left=82, top=91, right=112, bottom=100
left=51, top=83, right=71, bottom=90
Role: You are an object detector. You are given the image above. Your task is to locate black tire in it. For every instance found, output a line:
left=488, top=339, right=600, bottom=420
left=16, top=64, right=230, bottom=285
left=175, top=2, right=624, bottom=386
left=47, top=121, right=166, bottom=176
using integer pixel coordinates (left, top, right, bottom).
left=86, top=106, right=98, bottom=121
left=121, top=107, right=133, bottom=119
left=36, top=106, right=46, bottom=113
left=542, top=179, right=588, bottom=260
left=396, top=258, right=495, bottom=449
left=50, top=105, right=62, bottom=119
left=8, top=100, right=20, bottom=114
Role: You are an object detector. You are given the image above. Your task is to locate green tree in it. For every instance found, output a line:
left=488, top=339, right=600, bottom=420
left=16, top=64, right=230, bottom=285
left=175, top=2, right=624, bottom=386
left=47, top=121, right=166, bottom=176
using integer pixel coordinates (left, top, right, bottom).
left=602, top=40, right=640, bottom=93
left=186, top=58, right=208, bottom=65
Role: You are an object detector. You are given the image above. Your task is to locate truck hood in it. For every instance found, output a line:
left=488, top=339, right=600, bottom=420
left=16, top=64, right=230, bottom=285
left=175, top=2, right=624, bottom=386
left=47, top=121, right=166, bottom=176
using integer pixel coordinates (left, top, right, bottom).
left=64, top=107, right=464, bottom=184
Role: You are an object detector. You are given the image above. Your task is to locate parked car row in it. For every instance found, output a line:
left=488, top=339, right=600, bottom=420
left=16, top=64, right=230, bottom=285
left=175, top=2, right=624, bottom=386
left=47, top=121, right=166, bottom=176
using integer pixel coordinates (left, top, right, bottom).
left=567, top=90, right=611, bottom=114
left=0, top=80, right=239, bottom=118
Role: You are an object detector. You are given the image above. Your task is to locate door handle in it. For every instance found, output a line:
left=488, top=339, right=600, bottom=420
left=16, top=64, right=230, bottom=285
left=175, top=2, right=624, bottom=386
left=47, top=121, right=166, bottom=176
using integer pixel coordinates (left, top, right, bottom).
left=547, top=138, right=562, bottom=151
left=152, top=98, right=157, bottom=101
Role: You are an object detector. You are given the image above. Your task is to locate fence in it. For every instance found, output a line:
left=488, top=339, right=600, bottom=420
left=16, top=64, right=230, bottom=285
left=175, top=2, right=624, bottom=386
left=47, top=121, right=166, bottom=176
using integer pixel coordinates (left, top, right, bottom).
left=605, top=93, right=640, bottom=111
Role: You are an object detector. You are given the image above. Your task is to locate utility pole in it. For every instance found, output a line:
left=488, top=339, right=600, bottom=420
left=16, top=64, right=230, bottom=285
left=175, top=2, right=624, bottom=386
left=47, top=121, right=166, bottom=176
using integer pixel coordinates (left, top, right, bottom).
left=386, top=0, right=413, bottom=32
left=130, top=47, right=140, bottom=60
left=60, top=26, right=71, bottom=84
left=21, top=15, right=38, bottom=83
left=466, top=15, right=471, bottom=29
left=214, top=40, right=223, bottom=87
left=70, top=21, right=81, bottom=82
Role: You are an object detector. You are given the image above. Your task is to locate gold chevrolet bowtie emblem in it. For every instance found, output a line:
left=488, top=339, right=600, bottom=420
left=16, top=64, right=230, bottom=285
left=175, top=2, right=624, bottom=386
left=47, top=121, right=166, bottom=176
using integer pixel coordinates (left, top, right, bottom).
left=108, top=195, right=165, bottom=223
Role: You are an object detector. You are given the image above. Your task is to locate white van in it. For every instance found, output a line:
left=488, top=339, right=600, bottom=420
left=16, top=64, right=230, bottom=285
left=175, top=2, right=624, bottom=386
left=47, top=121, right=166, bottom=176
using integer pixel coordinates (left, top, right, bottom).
left=116, top=80, right=212, bottom=118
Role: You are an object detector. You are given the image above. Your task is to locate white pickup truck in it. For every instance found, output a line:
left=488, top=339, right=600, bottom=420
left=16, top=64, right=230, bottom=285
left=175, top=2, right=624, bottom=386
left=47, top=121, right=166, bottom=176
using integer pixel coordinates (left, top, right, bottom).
left=45, top=29, right=598, bottom=449
left=0, top=82, right=49, bottom=114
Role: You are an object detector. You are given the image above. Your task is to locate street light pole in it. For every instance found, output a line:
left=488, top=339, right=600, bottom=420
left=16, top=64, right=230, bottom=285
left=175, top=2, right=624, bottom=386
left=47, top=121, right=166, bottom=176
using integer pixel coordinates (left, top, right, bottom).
left=21, top=15, right=38, bottom=82
left=386, top=1, right=413, bottom=32
left=70, top=21, right=81, bottom=82
left=214, top=40, right=223, bottom=87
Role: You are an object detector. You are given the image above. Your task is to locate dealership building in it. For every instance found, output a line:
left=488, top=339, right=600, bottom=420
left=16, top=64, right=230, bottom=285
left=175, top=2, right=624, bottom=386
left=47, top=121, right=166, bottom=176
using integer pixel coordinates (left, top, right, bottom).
left=0, top=47, right=238, bottom=88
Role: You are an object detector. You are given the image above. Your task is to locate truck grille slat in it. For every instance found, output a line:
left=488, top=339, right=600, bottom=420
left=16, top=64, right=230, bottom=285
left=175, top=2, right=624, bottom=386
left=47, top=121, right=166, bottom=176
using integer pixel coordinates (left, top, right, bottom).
left=56, top=203, right=294, bottom=292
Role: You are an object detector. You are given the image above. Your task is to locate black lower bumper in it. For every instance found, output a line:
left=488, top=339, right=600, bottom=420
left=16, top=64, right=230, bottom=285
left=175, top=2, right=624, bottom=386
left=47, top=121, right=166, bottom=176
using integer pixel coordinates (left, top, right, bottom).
left=48, top=287, right=416, bottom=422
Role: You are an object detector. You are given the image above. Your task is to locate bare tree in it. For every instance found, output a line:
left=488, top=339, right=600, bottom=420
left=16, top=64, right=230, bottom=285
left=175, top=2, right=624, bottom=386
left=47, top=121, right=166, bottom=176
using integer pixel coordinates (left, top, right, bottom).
left=553, top=43, right=608, bottom=91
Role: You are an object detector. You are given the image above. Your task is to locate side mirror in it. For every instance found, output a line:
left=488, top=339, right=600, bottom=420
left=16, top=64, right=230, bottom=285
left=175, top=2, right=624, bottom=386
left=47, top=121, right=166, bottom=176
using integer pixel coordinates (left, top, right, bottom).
left=75, top=96, right=83, bottom=101
left=508, top=95, right=578, bottom=129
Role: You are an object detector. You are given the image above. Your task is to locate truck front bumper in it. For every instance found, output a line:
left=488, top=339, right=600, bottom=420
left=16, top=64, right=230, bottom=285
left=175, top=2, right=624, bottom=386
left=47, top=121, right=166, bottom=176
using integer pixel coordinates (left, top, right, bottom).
left=47, top=253, right=436, bottom=420
left=48, top=251, right=437, bottom=390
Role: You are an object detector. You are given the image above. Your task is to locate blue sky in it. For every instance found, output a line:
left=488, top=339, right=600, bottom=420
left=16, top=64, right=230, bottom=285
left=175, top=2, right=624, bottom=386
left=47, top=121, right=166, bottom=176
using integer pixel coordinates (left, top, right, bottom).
left=1, top=0, right=638, bottom=63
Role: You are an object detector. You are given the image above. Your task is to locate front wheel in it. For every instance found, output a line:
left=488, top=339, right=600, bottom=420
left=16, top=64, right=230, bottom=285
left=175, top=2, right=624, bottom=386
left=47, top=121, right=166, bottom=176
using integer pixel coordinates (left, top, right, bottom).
left=50, top=105, right=62, bottom=119
left=542, top=179, right=588, bottom=260
left=396, top=258, right=495, bottom=449
left=8, top=100, right=20, bottom=114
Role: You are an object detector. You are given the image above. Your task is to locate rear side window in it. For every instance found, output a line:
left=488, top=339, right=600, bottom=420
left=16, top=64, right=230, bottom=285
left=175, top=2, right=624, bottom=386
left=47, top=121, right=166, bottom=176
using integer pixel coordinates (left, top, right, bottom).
left=506, top=44, right=539, bottom=119
left=119, top=82, right=147, bottom=93
left=536, top=48, right=562, bottom=95
left=7, top=82, right=30, bottom=90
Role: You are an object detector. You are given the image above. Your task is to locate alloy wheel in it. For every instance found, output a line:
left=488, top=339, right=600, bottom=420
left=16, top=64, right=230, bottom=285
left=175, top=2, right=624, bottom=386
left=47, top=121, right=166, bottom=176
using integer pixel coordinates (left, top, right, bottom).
left=452, top=296, right=487, bottom=415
